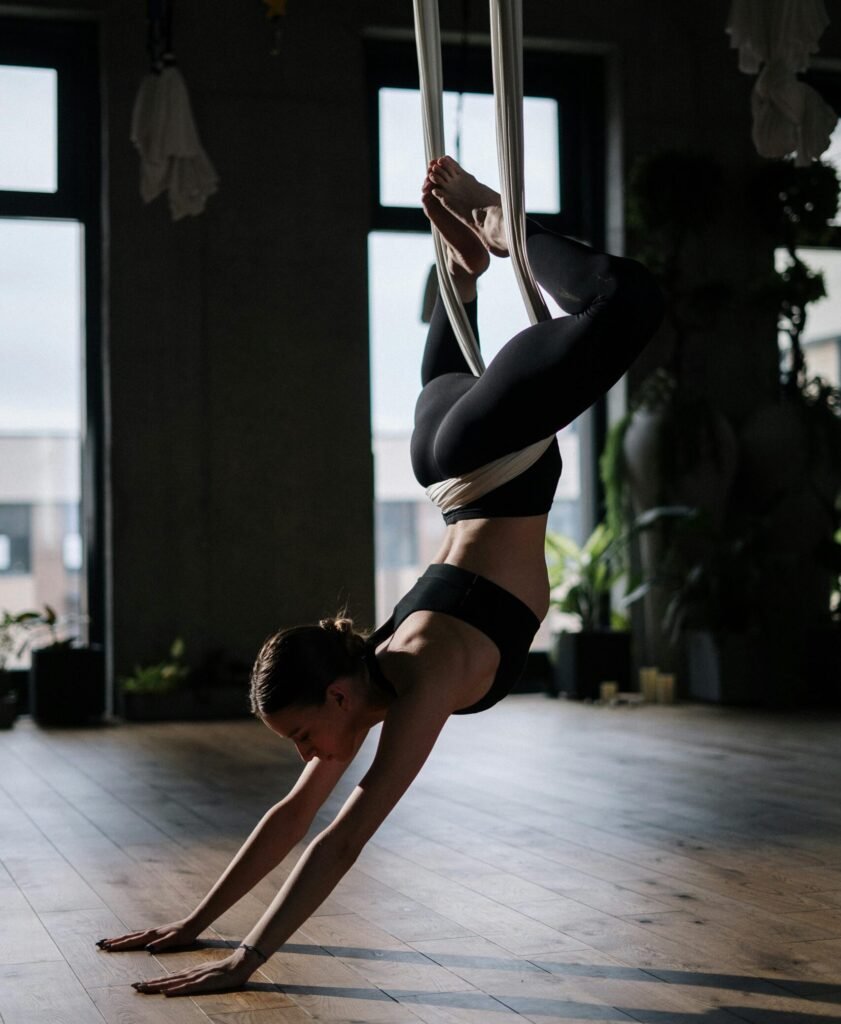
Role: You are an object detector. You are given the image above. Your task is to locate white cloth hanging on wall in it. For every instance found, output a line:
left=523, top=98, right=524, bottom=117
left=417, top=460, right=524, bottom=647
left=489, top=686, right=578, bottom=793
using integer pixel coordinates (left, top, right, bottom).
left=726, top=0, right=837, bottom=165
left=130, top=66, right=219, bottom=221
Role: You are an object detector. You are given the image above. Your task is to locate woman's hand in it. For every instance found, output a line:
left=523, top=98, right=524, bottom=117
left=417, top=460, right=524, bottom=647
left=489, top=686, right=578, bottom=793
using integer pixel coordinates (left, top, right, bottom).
left=132, top=948, right=258, bottom=997
left=96, top=918, right=202, bottom=953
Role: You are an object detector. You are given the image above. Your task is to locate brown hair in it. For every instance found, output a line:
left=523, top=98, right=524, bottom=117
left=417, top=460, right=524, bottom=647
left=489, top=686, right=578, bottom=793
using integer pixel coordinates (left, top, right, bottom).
left=249, top=616, right=367, bottom=717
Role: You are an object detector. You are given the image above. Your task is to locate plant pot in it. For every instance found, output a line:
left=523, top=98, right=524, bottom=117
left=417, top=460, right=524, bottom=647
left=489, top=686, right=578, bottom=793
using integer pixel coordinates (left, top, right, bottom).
left=686, top=630, right=760, bottom=705
left=29, top=646, right=105, bottom=726
left=0, top=673, right=18, bottom=729
left=0, top=669, right=27, bottom=724
left=120, top=685, right=251, bottom=722
left=804, top=626, right=841, bottom=708
left=551, top=630, right=631, bottom=700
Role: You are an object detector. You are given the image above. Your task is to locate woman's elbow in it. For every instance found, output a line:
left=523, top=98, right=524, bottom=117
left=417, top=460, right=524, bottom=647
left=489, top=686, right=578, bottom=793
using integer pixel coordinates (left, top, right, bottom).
left=316, top=826, right=367, bottom=867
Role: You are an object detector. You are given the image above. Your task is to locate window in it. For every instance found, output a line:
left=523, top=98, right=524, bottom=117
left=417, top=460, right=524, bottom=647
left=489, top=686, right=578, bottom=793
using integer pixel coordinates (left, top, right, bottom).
left=0, top=506, right=32, bottom=575
left=778, top=69, right=841, bottom=385
left=367, top=40, right=606, bottom=641
left=376, top=502, right=419, bottom=569
left=0, top=18, right=101, bottom=663
left=0, top=64, right=57, bottom=192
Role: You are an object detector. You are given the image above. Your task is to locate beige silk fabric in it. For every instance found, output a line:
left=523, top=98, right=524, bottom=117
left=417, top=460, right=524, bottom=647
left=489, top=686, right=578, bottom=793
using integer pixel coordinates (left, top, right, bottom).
left=412, top=0, right=554, bottom=510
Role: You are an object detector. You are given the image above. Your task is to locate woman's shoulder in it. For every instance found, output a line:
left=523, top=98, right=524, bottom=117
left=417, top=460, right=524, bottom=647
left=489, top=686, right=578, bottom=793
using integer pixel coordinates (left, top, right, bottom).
left=376, top=610, right=499, bottom=715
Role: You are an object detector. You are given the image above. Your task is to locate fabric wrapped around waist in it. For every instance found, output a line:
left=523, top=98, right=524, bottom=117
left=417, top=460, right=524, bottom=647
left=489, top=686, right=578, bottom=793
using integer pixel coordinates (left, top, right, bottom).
left=425, top=436, right=555, bottom=514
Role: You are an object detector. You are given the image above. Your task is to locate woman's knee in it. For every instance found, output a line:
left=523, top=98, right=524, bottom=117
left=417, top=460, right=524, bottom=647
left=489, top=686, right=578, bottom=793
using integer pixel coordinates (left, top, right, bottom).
left=607, top=257, right=665, bottom=337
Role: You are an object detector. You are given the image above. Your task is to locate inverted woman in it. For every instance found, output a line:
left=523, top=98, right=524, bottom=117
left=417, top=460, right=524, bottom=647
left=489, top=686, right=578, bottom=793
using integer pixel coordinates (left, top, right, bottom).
left=97, top=156, right=663, bottom=996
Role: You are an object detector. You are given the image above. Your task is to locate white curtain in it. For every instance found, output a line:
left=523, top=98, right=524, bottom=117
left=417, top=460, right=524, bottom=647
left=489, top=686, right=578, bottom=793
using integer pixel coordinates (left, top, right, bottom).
left=727, top=0, right=837, bottom=165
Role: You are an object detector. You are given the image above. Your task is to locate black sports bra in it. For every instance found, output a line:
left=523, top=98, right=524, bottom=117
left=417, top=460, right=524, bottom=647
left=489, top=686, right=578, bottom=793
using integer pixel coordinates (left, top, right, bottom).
left=363, top=562, right=540, bottom=715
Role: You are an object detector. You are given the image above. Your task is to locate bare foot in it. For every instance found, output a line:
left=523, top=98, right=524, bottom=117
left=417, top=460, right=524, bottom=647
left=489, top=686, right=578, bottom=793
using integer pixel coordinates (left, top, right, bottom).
left=421, top=176, right=490, bottom=278
left=428, top=155, right=509, bottom=257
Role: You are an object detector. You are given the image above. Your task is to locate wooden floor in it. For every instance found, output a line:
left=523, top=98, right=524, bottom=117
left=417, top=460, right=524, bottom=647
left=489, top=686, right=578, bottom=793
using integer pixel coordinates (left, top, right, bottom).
left=2, top=697, right=841, bottom=1024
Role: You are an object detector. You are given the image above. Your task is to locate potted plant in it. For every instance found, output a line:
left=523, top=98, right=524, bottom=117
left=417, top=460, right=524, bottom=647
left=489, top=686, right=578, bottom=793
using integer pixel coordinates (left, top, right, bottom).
left=608, top=150, right=841, bottom=705
left=547, top=504, right=698, bottom=700
left=119, top=639, right=251, bottom=721
left=27, top=605, right=105, bottom=726
left=119, top=637, right=191, bottom=721
left=0, top=610, right=41, bottom=729
left=546, top=522, right=631, bottom=699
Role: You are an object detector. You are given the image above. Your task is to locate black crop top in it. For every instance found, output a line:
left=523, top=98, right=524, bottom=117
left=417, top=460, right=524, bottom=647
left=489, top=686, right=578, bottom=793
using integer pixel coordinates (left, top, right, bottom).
left=364, top=563, right=540, bottom=715
left=441, top=439, right=562, bottom=525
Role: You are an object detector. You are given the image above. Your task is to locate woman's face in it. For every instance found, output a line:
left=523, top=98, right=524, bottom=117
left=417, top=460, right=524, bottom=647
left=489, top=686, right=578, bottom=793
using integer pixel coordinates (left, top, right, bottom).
left=264, top=681, right=361, bottom=763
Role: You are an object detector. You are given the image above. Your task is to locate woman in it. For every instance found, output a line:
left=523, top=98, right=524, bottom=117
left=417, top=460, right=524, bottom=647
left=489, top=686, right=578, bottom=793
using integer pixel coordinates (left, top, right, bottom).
left=97, top=156, right=663, bottom=996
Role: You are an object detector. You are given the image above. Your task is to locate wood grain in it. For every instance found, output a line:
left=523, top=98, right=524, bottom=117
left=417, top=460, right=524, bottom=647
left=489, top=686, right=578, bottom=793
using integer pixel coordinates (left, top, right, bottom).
left=1, top=699, right=840, bottom=1022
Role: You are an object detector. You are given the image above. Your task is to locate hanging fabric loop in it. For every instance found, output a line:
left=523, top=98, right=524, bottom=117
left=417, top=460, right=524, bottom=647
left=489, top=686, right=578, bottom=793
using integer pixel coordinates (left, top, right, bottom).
left=412, top=0, right=551, bottom=380
left=488, top=0, right=549, bottom=324
left=413, top=0, right=486, bottom=376
left=412, top=0, right=556, bottom=513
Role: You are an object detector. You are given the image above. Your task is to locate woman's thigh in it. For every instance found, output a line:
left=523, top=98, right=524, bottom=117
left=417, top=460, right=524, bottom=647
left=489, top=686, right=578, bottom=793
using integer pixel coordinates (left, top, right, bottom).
left=428, top=259, right=662, bottom=477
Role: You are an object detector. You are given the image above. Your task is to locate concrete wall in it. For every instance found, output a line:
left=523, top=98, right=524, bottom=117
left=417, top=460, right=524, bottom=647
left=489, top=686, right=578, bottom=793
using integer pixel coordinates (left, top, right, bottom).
left=8, top=0, right=841, bottom=681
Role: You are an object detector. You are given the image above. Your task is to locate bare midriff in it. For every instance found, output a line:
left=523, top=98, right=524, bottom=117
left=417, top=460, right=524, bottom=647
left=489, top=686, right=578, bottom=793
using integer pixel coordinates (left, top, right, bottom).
left=431, top=514, right=551, bottom=621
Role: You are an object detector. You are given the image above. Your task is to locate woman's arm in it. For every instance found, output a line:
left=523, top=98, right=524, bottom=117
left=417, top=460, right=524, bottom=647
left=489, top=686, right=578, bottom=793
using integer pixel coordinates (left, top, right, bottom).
left=99, top=754, right=353, bottom=952
left=132, top=687, right=451, bottom=995
left=184, top=753, right=356, bottom=934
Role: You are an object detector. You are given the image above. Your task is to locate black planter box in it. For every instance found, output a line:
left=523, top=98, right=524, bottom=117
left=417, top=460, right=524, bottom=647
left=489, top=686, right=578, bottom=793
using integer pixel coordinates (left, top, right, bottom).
left=0, top=669, right=28, bottom=726
left=552, top=630, right=631, bottom=700
left=120, top=685, right=251, bottom=722
left=30, top=646, right=105, bottom=726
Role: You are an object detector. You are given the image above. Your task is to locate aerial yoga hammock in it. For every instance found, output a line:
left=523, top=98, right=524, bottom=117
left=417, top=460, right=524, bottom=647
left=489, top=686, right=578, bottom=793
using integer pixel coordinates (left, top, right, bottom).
left=363, top=0, right=665, bottom=711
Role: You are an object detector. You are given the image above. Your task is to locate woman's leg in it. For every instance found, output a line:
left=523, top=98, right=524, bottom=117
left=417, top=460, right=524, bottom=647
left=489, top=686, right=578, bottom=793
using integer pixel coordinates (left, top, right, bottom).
left=420, top=157, right=664, bottom=477
left=411, top=177, right=488, bottom=486
left=421, top=293, right=480, bottom=384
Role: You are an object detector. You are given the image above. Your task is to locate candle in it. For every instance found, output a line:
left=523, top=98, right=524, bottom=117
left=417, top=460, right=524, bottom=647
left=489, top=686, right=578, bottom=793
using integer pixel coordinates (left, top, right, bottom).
left=640, top=667, right=659, bottom=702
left=656, top=673, right=676, bottom=704
left=599, top=681, right=618, bottom=702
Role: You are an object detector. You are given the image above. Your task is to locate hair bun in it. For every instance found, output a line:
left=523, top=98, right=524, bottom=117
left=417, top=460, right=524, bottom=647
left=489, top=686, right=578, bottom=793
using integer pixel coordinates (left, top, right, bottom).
left=319, top=616, right=366, bottom=660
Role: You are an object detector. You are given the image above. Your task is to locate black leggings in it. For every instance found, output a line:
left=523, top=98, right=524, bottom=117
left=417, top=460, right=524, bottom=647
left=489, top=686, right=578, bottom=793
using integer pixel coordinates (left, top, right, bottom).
left=410, top=222, right=664, bottom=486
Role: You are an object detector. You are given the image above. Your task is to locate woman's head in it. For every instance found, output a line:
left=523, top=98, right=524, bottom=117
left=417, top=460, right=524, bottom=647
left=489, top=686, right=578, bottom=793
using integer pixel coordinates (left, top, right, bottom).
left=250, top=616, right=381, bottom=762
left=250, top=617, right=366, bottom=716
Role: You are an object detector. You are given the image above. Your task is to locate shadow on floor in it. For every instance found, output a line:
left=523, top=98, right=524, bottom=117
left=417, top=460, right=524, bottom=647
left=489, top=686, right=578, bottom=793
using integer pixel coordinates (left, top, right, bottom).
left=277, top=943, right=841, bottom=1006
left=263, top=982, right=841, bottom=1023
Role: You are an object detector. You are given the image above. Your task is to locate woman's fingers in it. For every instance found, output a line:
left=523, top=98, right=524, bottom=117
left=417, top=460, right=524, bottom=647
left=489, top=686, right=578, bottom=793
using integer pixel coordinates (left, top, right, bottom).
left=134, top=967, right=234, bottom=997
left=133, top=968, right=200, bottom=993
left=97, top=931, right=153, bottom=951
left=133, top=956, right=251, bottom=997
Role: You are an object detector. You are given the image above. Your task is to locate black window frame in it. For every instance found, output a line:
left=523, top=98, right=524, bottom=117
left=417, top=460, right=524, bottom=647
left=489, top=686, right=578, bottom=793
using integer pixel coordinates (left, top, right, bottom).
left=0, top=17, right=103, bottom=649
left=366, top=39, right=605, bottom=244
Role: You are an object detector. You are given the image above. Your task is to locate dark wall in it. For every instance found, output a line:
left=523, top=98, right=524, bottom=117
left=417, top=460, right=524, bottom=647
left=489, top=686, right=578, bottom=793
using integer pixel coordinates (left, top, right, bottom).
left=101, top=1, right=374, bottom=675
left=10, top=0, right=841, bottom=679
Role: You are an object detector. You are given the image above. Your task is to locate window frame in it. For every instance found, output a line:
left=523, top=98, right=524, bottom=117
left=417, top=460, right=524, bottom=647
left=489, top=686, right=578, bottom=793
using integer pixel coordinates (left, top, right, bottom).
left=366, top=39, right=606, bottom=244
left=0, top=17, right=104, bottom=650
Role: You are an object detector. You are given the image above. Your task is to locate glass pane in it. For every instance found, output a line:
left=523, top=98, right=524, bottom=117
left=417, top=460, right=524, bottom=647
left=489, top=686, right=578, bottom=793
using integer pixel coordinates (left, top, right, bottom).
left=0, top=219, right=84, bottom=665
left=0, top=65, right=58, bottom=193
left=776, top=247, right=841, bottom=386
left=825, top=122, right=841, bottom=227
left=369, top=230, right=580, bottom=645
left=380, top=87, right=560, bottom=212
